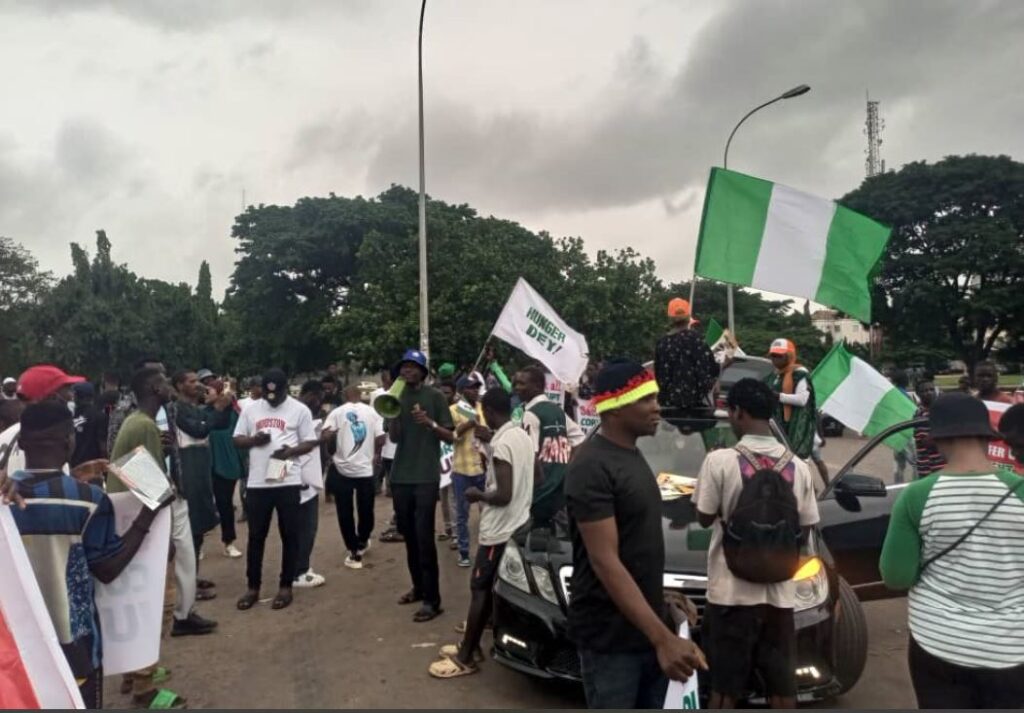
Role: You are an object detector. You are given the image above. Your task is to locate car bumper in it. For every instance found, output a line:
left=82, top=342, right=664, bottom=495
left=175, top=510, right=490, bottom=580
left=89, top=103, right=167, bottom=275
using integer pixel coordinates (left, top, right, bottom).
left=492, top=580, right=842, bottom=702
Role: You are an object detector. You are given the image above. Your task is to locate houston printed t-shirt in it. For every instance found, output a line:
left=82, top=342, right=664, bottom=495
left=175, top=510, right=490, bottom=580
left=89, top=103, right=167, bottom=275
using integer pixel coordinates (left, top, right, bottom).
left=233, top=396, right=316, bottom=489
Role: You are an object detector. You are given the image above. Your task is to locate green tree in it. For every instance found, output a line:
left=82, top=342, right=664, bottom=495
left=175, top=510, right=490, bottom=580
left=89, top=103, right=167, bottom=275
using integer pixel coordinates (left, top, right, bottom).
left=0, top=237, right=53, bottom=374
left=841, top=155, right=1024, bottom=372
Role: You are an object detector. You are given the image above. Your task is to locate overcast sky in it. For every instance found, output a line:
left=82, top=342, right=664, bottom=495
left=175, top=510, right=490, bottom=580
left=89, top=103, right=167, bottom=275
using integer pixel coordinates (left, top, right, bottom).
left=2, top=0, right=1022, bottom=297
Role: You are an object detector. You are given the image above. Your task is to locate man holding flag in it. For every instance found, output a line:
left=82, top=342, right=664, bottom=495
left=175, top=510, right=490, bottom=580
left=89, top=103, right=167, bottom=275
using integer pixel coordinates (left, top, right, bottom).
left=654, top=298, right=719, bottom=411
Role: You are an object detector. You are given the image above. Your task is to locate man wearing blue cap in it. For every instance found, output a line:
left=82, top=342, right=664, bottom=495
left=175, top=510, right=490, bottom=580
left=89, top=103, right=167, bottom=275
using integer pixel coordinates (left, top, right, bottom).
left=390, top=349, right=455, bottom=622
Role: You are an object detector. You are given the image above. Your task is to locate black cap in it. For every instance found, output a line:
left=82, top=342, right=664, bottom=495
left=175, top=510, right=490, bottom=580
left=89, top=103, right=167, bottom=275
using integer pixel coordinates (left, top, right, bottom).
left=929, top=393, right=1001, bottom=441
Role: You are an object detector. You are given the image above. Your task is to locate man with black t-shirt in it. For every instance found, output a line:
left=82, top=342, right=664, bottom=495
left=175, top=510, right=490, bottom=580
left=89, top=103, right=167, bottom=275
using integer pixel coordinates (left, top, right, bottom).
left=565, top=360, right=706, bottom=709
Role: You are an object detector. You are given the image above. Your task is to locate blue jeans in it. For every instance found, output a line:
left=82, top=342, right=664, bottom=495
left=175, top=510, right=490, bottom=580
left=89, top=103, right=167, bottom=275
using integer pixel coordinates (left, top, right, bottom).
left=578, top=648, right=668, bottom=709
left=452, top=472, right=486, bottom=557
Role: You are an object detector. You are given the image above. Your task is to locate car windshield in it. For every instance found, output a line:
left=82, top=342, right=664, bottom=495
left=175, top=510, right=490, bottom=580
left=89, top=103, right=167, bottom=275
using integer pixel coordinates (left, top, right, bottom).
left=637, top=420, right=714, bottom=477
left=721, top=358, right=773, bottom=389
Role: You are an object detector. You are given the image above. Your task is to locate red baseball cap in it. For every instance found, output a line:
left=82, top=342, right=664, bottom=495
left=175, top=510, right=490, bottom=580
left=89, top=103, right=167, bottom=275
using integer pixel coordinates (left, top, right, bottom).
left=17, top=365, right=86, bottom=402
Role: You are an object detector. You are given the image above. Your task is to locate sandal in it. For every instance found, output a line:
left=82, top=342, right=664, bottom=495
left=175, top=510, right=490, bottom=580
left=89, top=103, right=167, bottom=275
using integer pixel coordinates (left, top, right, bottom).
left=271, top=589, right=293, bottom=610
left=196, top=589, right=217, bottom=601
left=123, top=666, right=172, bottom=694
left=135, top=688, right=187, bottom=709
left=413, top=605, right=443, bottom=622
left=398, top=590, right=422, bottom=606
left=236, top=591, right=260, bottom=611
left=439, top=643, right=484, bottom=663
left=428, top=655, right=478, bottom=679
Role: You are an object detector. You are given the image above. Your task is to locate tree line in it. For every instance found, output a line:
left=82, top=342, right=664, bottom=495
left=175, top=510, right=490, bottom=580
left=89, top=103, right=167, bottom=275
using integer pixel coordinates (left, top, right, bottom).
left=2, top=154, right=1021, bottom=382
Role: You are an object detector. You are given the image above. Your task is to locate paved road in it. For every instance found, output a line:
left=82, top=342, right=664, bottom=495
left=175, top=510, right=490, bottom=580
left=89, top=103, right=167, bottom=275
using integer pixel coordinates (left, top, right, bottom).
left=104, top=434, right=916, bottom=709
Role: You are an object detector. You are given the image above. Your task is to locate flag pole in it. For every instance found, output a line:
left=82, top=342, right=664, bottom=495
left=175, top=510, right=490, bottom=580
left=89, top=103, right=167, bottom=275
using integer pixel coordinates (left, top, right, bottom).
left=417, top=0, right=430, bottom=358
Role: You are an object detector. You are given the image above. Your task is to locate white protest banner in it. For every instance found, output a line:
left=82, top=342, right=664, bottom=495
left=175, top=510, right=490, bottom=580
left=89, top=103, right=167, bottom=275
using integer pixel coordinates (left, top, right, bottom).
left=0, top=507, right=85, bottom=709
left=575, top=399, right=600, bottom=435
left=94, top=494, right=171, bottom=676
left=491, top=278, right=589, bottom=385
left=439, top=441, right=455, bottom=490
left=663, top=620, right=700, bottom=709
left=544, top=372, right=565, bottom=406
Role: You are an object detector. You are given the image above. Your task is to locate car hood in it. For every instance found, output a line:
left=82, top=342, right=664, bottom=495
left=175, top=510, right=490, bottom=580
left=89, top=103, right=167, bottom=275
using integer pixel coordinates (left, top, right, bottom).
left=660, top=497, right=713, bottom=573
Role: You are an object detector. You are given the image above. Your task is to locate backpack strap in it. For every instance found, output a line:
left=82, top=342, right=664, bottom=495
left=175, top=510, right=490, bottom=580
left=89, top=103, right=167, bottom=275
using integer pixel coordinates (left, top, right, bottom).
left=921, top=477, right=1024, bottom=573
left=735, top=444, right=794, bottom=473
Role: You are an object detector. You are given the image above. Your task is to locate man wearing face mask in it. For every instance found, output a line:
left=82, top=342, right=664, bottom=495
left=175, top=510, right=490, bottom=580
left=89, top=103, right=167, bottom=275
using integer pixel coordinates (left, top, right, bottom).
left=232, top=369, right=319, bottom=612
left=389, top=349, right=455, bottom=623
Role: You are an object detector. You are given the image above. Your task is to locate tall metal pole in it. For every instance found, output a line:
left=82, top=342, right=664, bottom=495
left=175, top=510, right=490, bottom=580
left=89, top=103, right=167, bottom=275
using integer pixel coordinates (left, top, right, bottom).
left=417, top=0, right=430, bottom=357
left=720, top=84, right=810, bottom=338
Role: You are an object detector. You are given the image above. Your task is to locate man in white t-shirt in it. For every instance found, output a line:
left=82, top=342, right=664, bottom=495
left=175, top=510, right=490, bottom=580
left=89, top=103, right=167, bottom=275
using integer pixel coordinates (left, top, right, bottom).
left=693, top=378, right=819, bottom=709
left=326, top=384, right=385, bottom=568
left=232, top=369, right=318, bottom=612
left=429, top=388, right=534, bottom=679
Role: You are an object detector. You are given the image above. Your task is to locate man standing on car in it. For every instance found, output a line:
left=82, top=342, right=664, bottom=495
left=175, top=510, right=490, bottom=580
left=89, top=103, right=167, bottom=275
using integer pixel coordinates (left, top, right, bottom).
left=654, top=297, right=719, bottom=411
left=389, top=349, right=454, bottom=623
left=881, top=394, right=1024, bottom=708
left=765, top=338, right=817, bottom=460
left=694, top=378, right=820, bottom=709
left=566, top=359, right=706, bottom=708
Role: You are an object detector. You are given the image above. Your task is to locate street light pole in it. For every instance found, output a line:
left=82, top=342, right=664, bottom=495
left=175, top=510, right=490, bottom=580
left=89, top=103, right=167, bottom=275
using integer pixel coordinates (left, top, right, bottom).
left=417, top=0, right=430, bottom=357
left=721, top=84, right=810, bottom=337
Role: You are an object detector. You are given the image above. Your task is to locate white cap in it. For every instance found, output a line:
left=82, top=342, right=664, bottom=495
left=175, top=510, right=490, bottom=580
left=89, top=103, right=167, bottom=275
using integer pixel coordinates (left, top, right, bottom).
left=2, top=377, right=15, bottom=385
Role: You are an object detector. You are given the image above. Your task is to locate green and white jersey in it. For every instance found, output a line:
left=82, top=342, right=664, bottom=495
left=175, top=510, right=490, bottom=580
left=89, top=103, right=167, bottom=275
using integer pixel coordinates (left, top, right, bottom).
left=880, top=470, right=1024, bottom=669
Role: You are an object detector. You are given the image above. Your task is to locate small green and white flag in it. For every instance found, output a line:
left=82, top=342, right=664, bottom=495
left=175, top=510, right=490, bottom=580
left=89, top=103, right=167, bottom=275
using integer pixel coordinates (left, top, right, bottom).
left=695, top=168, right=891, bottom=322
left=704, top=317, right=745, bottom=362
left=812, top=343, right=917, bottom=451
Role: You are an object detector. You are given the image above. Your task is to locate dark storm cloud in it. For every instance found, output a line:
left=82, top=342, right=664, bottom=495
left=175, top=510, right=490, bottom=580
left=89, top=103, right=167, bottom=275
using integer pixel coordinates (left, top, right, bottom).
left=289, top=0, right=1024, bottom=214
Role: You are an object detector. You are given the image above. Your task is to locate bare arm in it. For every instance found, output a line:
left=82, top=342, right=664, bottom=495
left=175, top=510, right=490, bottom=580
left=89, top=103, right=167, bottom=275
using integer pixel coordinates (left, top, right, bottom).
left=471, top=458, right=512, bottom=506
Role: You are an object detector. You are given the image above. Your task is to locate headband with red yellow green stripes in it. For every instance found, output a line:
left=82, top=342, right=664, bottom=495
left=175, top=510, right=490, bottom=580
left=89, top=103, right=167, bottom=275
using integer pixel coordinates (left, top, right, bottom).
left=593, top=371, right=659, bottom=414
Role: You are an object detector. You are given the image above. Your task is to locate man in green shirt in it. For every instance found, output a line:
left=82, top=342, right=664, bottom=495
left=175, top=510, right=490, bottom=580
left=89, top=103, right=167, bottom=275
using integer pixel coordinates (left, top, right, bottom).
left=389, top=349, right=454, bottom=623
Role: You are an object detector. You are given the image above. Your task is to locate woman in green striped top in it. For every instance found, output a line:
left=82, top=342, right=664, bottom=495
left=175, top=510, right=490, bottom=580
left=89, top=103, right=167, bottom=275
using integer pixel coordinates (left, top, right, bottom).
left=880, top=394, right=1024, bottom=709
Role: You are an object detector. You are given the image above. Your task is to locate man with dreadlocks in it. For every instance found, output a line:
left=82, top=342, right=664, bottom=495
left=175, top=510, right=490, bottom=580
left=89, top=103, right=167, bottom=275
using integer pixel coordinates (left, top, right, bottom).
left=765, top=338, right=817, bottom=460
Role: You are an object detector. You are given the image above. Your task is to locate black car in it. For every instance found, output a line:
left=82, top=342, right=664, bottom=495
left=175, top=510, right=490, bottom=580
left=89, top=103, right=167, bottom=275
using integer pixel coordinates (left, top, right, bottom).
left=491, top=414, right=919, bottom=704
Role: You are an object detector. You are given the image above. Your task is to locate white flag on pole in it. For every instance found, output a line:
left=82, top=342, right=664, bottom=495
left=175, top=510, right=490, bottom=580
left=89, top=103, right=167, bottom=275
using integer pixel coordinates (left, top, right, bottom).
left=490, top=278, right=589, bottom=385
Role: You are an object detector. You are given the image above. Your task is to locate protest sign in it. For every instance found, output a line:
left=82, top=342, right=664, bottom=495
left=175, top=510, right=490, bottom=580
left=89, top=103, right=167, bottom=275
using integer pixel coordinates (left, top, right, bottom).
left=491, top=278, right=589, bottom=385
left=575, top=399, right=600, bottom=435
left=663, top=620, right=700, bottom=709
left=983, top=400, right=1023, bottom=474
left=94, top=494, right=171, bottom=676
left=544, top=372, right=565, bottom=406
left=439, top=441, right=455, bottom=490
left=0, top=507, right=84, bottom=709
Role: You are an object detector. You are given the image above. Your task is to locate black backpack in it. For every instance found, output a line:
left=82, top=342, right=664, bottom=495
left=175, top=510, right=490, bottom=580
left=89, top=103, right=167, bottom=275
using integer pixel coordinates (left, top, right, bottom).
left=722, top=445, right=801, bottom=583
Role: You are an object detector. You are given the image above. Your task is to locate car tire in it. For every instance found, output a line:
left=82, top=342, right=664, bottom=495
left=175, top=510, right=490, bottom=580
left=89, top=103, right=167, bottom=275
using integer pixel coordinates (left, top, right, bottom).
left=833, top=576, right=868, bottom=696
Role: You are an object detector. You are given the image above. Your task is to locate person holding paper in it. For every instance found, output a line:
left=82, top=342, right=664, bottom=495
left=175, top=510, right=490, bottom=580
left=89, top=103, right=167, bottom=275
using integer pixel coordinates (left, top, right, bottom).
left=232, top=368, right=319, bottom=612
left=10, top=401, right=173, bottom=709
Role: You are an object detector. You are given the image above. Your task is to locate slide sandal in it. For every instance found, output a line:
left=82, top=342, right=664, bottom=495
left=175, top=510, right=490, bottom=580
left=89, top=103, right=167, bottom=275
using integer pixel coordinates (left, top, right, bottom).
left=428, top=656, right=478, bottom=679
left=398, top=590, right=422, bottom=605
left=439, top=643, right=484, bottom=663
left=138, top=689, right=186, bottom=709
left=271, top=591, right=293, bottom=610
left=236, top=591, right=259, bottom=611
left=121, top=668, right=172, bottom=695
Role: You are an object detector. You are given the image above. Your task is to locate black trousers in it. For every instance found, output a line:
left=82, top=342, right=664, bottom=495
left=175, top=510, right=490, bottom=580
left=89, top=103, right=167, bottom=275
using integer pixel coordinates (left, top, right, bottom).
left=326, top=466, right=376, bottom=553
left=392, top=482, right=441, bottom=608
left=909, top=636, right=1024, bottom=709
left=79, top=665, right=103, bottom=709
left=245, top=485, right=302, bottom=590
left=295, top=493, right=319, bottom=575
left=211, top=474, right=238, bottom=544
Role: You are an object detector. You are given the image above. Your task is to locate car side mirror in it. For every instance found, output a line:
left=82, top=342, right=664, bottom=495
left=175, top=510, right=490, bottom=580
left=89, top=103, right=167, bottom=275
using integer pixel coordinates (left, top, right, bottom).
left=834, top=473, right=888, bottom=497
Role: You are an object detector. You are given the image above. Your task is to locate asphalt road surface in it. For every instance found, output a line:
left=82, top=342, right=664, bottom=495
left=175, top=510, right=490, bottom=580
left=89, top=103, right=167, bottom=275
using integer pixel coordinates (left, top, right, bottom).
left=103, top=434, right=917, bottom=709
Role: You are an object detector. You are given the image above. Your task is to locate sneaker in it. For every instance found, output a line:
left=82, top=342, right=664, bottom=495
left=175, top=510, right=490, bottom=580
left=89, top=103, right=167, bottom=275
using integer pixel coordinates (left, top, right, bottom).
left=357, top=540, right=371, bottom=557
left=457, top=555, right=472, bottom=568
left=344, top=553, right=364, bottom=570
left=293, top=570, right=326, bottom=588
left=224, top=544, right=243, bottom=559
left=171, top=612, right=218, bottom=637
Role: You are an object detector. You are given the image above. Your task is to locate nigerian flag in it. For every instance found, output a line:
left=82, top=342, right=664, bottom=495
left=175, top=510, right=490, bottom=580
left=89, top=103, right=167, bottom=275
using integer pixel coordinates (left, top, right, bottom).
left=812, top=343, right=917, bottom=450
left=704, top=317, right=745, bottom=357
left=695, top=168, right=891, bottom=322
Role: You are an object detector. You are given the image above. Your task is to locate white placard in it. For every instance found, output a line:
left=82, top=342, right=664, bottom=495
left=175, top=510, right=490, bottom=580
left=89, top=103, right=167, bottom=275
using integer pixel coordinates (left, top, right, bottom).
left=663, top=620, right=700, bottom=709
left=94, top=494, right=171, bottom=676
left=575, top=398, right=600, bottom=435
left=0, top=506, right=85, bottom=709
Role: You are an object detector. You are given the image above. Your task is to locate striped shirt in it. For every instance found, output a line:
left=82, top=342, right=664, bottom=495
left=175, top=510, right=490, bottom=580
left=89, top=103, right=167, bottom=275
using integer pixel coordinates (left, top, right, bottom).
left=880, top=471, right=1024, bottom=669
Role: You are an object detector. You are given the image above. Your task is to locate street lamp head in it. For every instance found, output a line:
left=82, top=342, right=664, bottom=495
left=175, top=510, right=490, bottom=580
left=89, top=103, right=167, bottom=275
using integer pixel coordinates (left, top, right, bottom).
left=781, top=84, right=811, bottom=99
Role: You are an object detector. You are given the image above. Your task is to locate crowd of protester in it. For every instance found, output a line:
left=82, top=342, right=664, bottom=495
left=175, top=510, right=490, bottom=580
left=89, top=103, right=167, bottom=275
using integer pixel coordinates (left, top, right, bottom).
left=2, top=296, right=1023, bottom=710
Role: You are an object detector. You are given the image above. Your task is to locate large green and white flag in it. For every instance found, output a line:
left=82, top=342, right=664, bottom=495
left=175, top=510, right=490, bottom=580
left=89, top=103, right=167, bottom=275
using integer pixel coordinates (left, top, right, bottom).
left=812, top=343, right=917, bottom=450
left=695, top=168, right=891, bottom=322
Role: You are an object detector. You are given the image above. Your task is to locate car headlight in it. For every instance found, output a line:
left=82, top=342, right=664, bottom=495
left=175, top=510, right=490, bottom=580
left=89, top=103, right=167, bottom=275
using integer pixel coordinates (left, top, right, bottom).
left=531, top=565, right=559, bottom=605
left=792, top=556, right=829, bottom=611
left=498, top=540, right=530, bottom=593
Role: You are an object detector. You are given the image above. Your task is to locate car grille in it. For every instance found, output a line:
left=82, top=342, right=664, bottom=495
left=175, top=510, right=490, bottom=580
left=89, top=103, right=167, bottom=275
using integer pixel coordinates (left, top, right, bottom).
left=547, top=644, right=582, bottom=678
left=559, top=567, right=709, bottom=627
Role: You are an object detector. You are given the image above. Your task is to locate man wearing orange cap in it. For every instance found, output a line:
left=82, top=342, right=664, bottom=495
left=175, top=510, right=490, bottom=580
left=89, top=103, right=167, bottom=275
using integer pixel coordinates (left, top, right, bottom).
left=0, top=364, right=85, bottom=476
left=765, top=339, right=817, bottom=459
left=654, top=298, right=719, bottom=412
